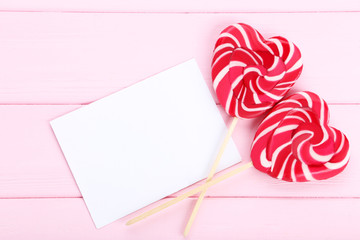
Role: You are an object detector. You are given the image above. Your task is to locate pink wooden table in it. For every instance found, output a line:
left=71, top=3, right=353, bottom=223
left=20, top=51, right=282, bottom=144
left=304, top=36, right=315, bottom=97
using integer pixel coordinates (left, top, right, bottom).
left=1, top=1, right=360, bottom=239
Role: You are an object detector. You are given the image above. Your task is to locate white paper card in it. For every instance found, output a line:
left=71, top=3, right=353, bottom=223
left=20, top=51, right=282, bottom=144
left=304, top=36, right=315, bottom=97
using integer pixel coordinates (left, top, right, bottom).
left=51, top=59, right=241, bottom=228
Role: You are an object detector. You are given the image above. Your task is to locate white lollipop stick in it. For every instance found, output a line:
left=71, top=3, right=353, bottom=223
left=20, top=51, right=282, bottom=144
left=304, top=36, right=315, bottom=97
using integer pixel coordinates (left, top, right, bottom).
left=184, top=117, right=238, bottom=236
left=126, top=161, right=253, bottom=226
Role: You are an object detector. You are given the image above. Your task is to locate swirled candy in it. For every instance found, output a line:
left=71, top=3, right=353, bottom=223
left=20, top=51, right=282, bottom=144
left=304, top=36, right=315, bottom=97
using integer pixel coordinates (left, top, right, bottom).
left=212, top=23, right=303, bottom=118
left=251, top=91, right=350, bottom=182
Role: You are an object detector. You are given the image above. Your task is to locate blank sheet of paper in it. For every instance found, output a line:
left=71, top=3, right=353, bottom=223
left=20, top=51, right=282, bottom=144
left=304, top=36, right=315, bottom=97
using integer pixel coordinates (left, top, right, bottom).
left=50, top=59, right=241, bottom=228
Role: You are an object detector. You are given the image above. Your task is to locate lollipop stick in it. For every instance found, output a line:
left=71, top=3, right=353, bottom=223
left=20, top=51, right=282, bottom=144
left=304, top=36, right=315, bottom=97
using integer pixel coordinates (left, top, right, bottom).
left=183, top=117, right=238, bottom=236
left=126, top=162, right=252, bottom=226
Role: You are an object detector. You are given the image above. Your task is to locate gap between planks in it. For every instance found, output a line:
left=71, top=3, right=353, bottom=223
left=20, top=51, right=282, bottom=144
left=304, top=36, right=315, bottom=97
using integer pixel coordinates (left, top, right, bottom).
left=0, top=10, right=360, bottom=14
left=1, top=196, right=360, bottom=200
left=0, top=103, right=360, bottom=106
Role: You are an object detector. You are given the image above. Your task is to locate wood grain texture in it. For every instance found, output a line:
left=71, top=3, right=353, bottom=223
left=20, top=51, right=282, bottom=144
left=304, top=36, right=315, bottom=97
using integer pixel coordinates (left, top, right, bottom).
left=0, top=105, right=358, bottom=198
left=0, top=105, right=81, bottom=198
left=0, top=5, right=359, bottom=239
left=0, top=12, right=359, bottom=104
left=0, top=198, right=359, bottom=240
left=0, top=0, right=359, bottom=12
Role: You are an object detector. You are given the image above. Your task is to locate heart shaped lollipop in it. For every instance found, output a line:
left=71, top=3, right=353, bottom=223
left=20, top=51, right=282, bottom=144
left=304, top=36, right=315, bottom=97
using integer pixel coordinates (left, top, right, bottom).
left=251, top=91, right=350, bottom=181
left=182, top=23, right=304, bottom=235
left=212, top=23, right=303, bottom=118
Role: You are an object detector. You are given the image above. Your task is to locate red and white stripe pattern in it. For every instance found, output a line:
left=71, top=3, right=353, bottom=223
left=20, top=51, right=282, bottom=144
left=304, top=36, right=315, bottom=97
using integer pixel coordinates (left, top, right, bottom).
left=212, top=23, right=303, bottom=118
left=251, top=92, right=350, bottom=182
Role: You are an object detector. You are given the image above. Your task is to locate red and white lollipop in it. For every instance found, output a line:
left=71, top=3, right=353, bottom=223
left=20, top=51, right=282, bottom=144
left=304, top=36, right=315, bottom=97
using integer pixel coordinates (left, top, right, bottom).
left=251, top=91, right=350, bottom=181
left=184, top=23, right=303, bottom=235
left=212, top=23, right=303, bottom=118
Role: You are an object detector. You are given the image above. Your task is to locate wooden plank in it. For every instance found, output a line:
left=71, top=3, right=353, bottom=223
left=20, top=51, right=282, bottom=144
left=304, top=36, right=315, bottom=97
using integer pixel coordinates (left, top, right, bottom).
left=0, top=198, right=359, bottom=239
left=0, top=12, right=359, bottom=104
left=0, top=105, right=81, bottom=198
left=0, top=104, right=358, bottom=198
left=0, top=0, right=359, bottom=12
left=175, top=104, right=360, bottom=198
